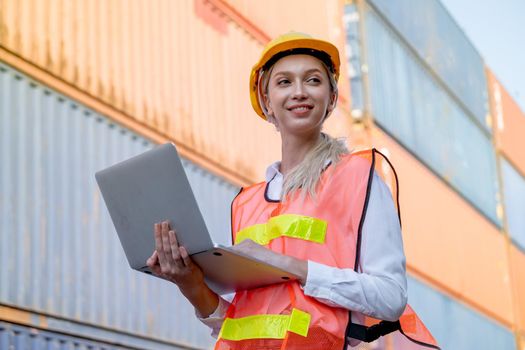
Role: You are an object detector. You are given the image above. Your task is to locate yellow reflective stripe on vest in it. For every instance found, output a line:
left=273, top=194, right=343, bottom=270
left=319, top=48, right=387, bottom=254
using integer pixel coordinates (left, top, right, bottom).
left=218, top=308, right=311, bottom=341
left=235, top=214, right=327, bottom=245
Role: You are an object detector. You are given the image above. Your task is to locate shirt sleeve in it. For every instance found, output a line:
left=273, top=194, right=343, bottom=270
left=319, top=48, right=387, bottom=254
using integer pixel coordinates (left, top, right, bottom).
left=195, top=292, right=234, bottom=338
left=302, top=173, right=408, bottom=321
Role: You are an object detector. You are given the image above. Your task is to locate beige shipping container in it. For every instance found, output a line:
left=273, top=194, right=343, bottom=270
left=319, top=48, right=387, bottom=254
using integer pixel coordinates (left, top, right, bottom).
left=0, top=0, right=353, bottom=186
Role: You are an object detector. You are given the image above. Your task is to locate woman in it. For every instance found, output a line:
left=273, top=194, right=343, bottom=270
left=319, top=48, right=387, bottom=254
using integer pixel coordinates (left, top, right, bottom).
left=147, top=32, right=439, bottom=350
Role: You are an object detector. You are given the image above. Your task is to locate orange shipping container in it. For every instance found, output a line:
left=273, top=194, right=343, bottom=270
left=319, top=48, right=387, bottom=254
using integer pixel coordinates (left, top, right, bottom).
left=487, top=68, right=525, bottom=176
left=0, top=0, right=352, bottom=185
left=368, top=127, right=514, bottom=328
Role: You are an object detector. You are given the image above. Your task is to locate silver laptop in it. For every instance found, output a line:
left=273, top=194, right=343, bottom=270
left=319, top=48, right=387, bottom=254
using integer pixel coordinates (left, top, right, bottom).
left=95, top=143, right=299, bottom=294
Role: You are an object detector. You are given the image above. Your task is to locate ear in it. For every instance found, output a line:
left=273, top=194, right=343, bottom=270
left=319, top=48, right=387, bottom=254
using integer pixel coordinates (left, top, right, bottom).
left=327, top=91, right=337, bottom=113
left=262, top=93, right=274, bottom=116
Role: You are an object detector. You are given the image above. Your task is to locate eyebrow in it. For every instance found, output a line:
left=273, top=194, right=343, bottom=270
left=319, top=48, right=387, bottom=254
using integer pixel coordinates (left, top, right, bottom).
left=272, top=68, right=324, bottom=77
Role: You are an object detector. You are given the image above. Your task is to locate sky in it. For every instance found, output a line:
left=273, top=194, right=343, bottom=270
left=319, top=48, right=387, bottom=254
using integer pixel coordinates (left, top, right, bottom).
left=440, top=0, right=525, bottom=113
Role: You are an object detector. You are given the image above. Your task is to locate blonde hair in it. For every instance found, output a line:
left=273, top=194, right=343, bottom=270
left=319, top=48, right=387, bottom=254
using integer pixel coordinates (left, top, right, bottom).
left=282, top=133, right=348, bottom=200
left=258, top=54, right=349, bottom=200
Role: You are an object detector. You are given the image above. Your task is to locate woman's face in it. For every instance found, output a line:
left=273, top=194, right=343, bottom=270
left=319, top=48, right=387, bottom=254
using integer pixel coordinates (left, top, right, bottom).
left=264, top=54, right=335, bottom=138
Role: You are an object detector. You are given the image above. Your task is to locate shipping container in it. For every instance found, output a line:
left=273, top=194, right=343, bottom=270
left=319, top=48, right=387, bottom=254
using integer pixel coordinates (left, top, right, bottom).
left=359, top=3, right=501, bottom=226
left=366, top=0, right=489, bottom=130
left=0, top=321, right=131, bottom=350
left=487, top=69, right=525, bottom=176
left=369, top=128, right=514, bottom=329
left=0, top=0, right=354, bottom=185
left=0, top=61, right=240, bottom=349
left=2, top=0, right=525, bottom=348
left=0, top=320, right=201, bottom=350
left=510, top=245, right=525, bottom=336
left=501, top=158, right=525, bottom=252
left=408, top=277, right=516, bottom=349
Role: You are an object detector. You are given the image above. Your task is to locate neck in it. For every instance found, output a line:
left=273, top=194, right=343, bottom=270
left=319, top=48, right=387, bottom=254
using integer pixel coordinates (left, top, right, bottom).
left=280, top=132, right=322, bottom=176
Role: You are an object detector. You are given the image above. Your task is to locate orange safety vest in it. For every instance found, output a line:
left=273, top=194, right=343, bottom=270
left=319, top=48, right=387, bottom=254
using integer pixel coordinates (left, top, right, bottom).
left=215, top=149, right=440, bottom=350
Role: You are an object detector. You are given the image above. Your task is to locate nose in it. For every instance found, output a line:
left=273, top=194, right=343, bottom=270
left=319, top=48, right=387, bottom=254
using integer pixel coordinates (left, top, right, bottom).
left=291, top=82, right=307, bottom=100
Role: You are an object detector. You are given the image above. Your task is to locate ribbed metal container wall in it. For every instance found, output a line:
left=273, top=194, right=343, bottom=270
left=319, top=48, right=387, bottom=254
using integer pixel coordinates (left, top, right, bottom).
left=224, top=0, right=342, bottom=39
left=0, top=0, right=274, bottom=182
left=510, top=245, right=525, bottom=337
left=487, top=69, right=525, bottom=176
left=0, top=321, right=199, bottom=350
left=0, top=321, right=137, bottom=350
left=363, top=5, right=501, bottom=226
left=370, top=129, right=515, bottom=328
left=501, top=158, right=525, bottom=251
left=0, top=320, right=211, bottom=350
left=407, top=277, right=516, bottom=350
left=367, top=0, right=489, bottom=130
left=0, top=0, right=357, bottom=184
left=0, top=62, right=240, bottom=349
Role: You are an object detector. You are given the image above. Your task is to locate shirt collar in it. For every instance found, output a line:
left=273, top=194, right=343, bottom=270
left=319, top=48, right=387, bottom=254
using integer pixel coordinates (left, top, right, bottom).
left=265, top=159, right=332, bottom=183
left=265, top=161, right=282, bottom=183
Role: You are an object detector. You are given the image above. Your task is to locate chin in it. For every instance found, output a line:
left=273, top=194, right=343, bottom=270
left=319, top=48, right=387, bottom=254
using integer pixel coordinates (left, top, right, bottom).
left=282, top=123, right=323, bottom=138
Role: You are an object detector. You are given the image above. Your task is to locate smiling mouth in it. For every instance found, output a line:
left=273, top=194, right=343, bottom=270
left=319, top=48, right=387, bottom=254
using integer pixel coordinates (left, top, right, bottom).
left=288, top=105, right=313, bottom=112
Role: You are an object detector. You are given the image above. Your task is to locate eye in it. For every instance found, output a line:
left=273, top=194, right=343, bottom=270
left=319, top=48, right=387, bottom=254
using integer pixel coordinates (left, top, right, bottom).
left=307, top=76, right=322, bottom=84
left=277, top=79, right=290, bottom=85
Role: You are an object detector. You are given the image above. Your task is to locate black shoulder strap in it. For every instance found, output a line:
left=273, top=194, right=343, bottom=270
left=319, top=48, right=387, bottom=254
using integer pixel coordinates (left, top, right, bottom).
left=344, top=148, right=402, bottom=346
left=374, top=148, right=402, bottom=228
left=347, top=320, right=401, bottom=342
left=230, top=187, right=244, bottom=245
left=353, top=149, right=376, bottom=272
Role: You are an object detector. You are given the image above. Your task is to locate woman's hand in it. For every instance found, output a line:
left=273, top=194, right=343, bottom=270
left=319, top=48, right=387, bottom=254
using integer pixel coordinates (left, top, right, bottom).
left=146, top=221, right=205, bottom=291
left=146, top=221, right=219, bottom=318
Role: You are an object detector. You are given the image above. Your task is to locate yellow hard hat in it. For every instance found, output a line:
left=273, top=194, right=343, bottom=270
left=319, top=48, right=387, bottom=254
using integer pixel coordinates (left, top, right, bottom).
left=249, top=32, right=341, bottom=120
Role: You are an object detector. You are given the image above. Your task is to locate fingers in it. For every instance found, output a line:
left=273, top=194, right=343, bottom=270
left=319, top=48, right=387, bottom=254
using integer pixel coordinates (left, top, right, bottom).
left=155, top=221, right=187, bottom=274
left=146, top=250, right=162, bottom=275
left=161, top=221, right=172, bottom=263
left=150, top=221, right=204, bottom=287
left=154, top=222, right=167, bottom=267
left=179, top=246, right=192, bottom=268
left=169, top=230, right=185, bottom=269
left=146, top=250, right=158, bottom=266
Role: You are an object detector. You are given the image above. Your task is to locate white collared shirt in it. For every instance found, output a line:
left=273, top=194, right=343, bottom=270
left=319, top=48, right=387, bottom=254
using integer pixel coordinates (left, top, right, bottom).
left=198, top=159, right=408, bottom=340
